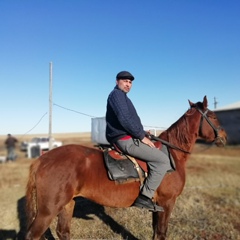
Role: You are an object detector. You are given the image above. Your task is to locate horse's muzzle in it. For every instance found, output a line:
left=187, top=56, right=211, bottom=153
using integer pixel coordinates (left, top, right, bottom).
left=214, top=136, right=227, bottom=147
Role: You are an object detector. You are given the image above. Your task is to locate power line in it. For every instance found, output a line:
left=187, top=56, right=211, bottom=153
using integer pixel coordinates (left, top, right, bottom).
left=53, top=103, right=97, bottom=118
left=19, top=104, right=165, bottom=137
left=20, top=104, right=96, bottom=137
left=143, top=125, right=166, bottom=130
left=20, top=112, right=48, bottom=139
left=53, top=103, right=165, bottom=129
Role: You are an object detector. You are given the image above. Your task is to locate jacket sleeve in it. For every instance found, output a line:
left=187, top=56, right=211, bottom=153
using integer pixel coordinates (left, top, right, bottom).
left=108, top=90, right=145, bottom=140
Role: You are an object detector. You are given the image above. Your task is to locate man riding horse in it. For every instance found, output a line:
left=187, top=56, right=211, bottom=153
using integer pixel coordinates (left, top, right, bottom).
left=106, top=71, right=172, bottom=212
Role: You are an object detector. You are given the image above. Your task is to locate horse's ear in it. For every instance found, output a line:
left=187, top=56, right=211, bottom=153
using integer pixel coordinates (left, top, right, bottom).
left=203, top=96, right=208, bottom=109
left=188, top=99, right=194, bottom=107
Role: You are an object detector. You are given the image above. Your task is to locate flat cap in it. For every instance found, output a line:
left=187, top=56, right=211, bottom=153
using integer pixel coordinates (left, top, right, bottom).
left=116, top=71, right=134, bottom=81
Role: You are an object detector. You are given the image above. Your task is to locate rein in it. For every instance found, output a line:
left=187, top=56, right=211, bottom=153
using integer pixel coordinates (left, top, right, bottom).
left=149, top=134, right=191, bottom=154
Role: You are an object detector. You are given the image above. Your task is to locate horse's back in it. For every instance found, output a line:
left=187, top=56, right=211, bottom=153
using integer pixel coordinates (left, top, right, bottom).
left=33, top=144, right=102, bottom=195
left=37, top=144, right=100, bottom=169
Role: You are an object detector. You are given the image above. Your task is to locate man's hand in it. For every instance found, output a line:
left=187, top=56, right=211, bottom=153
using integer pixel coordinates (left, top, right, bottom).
left=141, top=136, right=155, bottom=148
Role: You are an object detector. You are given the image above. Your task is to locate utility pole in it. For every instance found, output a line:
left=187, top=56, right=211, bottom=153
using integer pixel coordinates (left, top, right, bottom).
left=214, top=97, right=218, bottom=109
left=49, top=62, right=53, bottom=150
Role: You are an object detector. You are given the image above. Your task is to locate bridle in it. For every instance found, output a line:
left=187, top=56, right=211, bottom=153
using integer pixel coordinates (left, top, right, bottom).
left=150, top=106, right=224, bottom=154
left=196, top=107, right=223, bottom=144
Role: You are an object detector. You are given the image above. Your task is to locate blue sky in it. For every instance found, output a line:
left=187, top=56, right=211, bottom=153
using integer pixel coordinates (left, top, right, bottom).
left=1, top=0, right=239, bottom=136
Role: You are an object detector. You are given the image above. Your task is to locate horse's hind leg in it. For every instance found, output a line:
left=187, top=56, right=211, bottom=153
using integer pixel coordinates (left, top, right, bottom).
left=25, top=213, right=56, bottom=240
left=56, top=199, right=75, bottom=240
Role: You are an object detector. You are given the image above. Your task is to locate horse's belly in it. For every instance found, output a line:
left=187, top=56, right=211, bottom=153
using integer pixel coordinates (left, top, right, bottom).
left=77, top=178, right=140, bottom=208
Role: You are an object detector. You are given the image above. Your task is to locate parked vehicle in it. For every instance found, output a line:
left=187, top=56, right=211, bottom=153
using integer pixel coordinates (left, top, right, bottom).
left=20, top=141, right=28, bottom=151
left=20, top=137, right=63, bottom=151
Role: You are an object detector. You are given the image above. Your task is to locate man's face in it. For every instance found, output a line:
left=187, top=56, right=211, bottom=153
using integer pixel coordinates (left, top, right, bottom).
left=116, top=79, right=132, bottom=93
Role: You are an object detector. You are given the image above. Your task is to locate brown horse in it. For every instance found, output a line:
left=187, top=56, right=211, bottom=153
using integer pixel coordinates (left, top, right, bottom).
left=25, top=96, right=227, bottom=240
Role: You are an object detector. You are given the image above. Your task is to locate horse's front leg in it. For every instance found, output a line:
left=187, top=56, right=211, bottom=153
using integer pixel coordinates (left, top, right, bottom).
left=152, top=199, right=176, bottom=240
left=56, top=199, right=75, bottom=240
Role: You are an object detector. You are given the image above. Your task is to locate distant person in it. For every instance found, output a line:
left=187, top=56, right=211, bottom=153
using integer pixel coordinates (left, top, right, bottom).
left=5, top=134, right=18, bottom=161
left=105, top=71, right=171, bottom=212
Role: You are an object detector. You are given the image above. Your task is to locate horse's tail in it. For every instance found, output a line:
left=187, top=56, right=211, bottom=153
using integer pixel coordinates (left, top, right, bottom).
left=25, top=159, right=41, bottom=229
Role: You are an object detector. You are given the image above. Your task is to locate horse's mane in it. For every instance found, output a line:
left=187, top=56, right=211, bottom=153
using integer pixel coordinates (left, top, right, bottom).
left=167, top=113, right=191, bottom=147
left=161, top=102, right=203, bottom=149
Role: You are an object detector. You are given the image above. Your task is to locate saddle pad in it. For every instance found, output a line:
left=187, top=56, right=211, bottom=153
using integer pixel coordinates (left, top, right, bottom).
left=103, top=151, right=143, bottom=182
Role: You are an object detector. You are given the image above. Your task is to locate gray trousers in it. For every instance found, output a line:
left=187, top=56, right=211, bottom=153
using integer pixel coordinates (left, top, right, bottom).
left=116, top=138, right=171, bottom=199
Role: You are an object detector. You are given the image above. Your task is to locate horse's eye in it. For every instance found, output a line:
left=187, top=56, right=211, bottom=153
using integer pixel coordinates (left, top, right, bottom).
left=208, top=113, right=217, bottom=119
left=212, top=115, right=217, bottom=119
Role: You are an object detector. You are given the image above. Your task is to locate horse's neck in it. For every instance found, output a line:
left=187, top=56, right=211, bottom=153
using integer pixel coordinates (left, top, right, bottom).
left=161, top=111, right=201, bottom=153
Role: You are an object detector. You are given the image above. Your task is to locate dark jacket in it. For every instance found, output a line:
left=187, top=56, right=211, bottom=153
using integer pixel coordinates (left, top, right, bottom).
left=5, top=136, right=18, bottom=148
left=106, top=85, right=145, bottom=143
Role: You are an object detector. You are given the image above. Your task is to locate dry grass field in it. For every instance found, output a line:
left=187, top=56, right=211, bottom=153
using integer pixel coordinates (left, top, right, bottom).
left=0, top=133, right=240, bottom=240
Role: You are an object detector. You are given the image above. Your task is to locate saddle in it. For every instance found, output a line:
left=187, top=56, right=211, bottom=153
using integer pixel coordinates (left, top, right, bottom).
left=99, top=141, right=176, bottom=185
